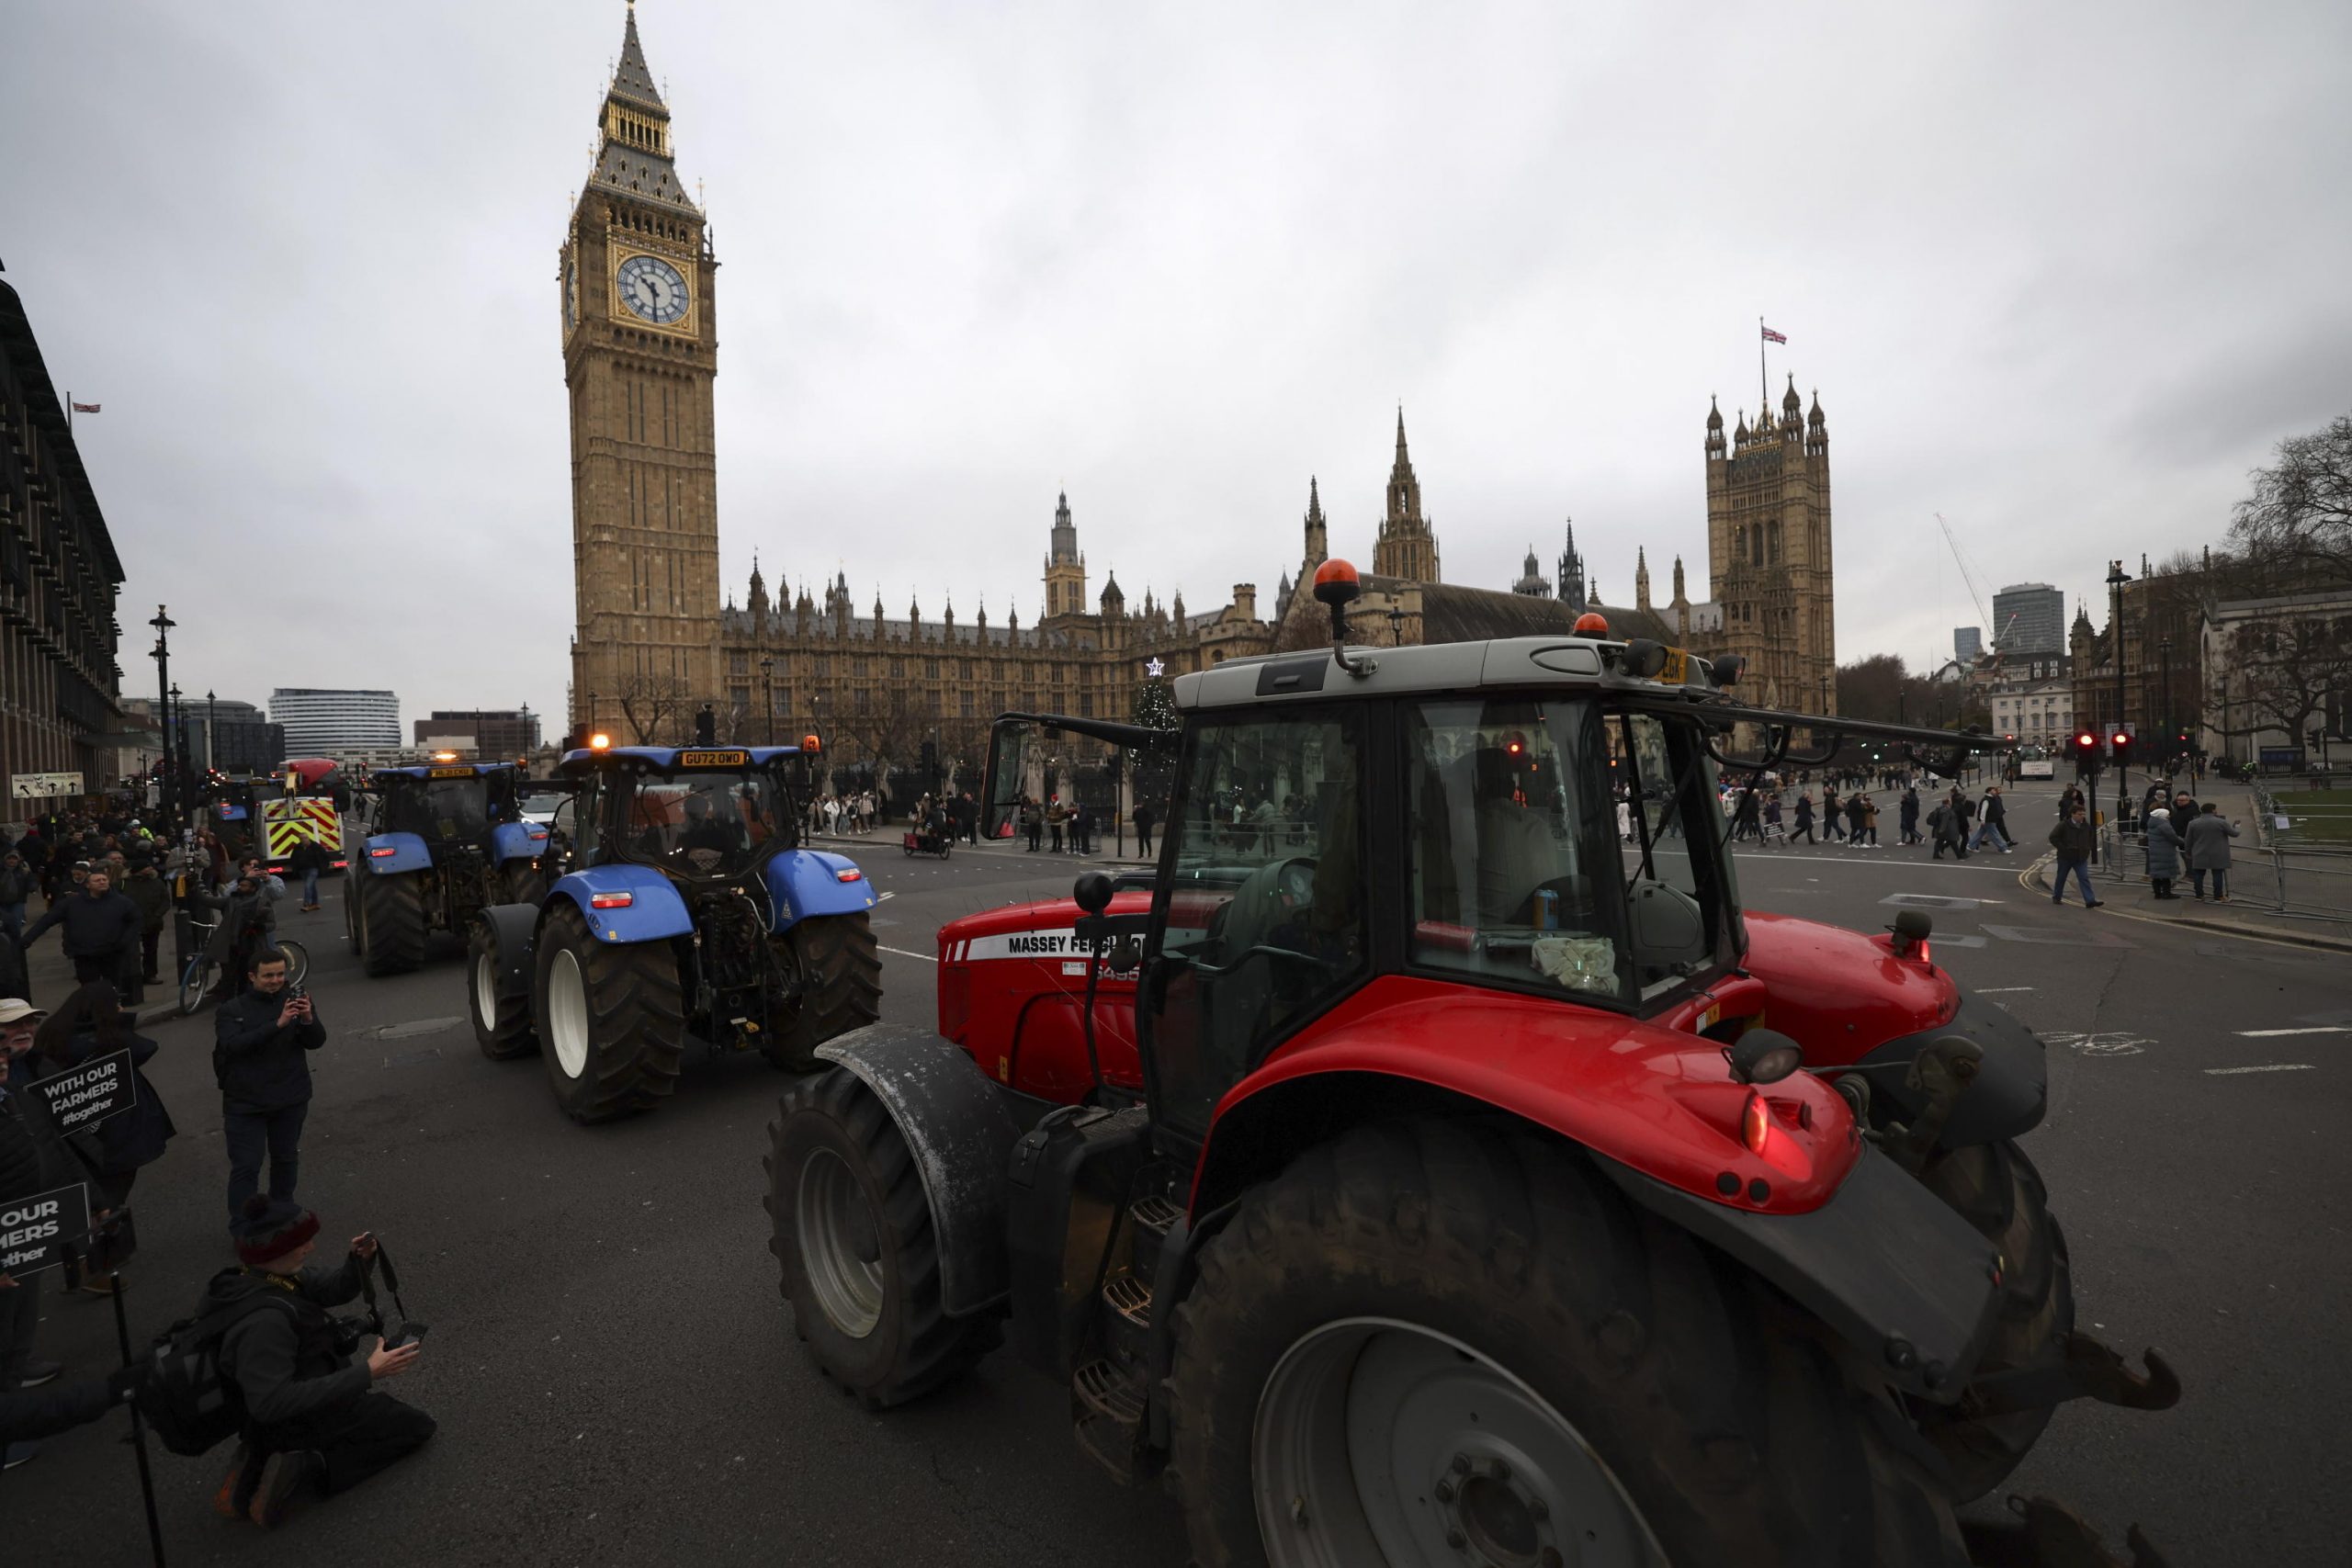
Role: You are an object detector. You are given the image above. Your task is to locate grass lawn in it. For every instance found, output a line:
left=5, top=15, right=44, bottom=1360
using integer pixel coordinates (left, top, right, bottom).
left=2271, top=787, right=2352, bottom=843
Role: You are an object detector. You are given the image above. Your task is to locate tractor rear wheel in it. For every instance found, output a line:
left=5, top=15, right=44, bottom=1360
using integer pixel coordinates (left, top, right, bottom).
left=762, top=914, right=882, bottom=1073
left=358, top=871, right=426, bottom=976
left=763, top=1067, right=998, bottom=1407
left=502, top=860, right=547, bottom=906
left=468, top=921, right=537, bottom=1061
left=1168, top=1120, right=1970, bottom=1568
left=534, top=900, right=685, bottom=1122
left=1910, top=1139, right=2074, bottom=1500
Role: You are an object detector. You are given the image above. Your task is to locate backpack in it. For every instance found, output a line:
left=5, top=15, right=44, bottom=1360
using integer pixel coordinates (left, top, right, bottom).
left=134, top=1287, right=299, bottom=1456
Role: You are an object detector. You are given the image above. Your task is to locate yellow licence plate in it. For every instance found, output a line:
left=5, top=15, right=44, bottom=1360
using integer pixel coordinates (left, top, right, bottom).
left=679, top=750, right=750, bottom=767
left=429, top=766, right=473, bottom=779
left=1657, top=649, right=1690, bottom=683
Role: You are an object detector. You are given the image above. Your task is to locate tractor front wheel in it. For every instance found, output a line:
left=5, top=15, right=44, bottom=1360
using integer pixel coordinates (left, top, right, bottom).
left=1910, top=1139, right=2075, bottom=1500
left=502, top=860, right=547, bottom=906
left=763, top=1067, right=998, bottom=1407
left=358, top=870, right=426, bottom=976
left=468, top=921, right=537, bottom=1061
left=534, top=900, right=685, bottom=1122
left=1168, top=1120, right=1970, bottom=1568
left=762, top=914, right=882, bottom=1073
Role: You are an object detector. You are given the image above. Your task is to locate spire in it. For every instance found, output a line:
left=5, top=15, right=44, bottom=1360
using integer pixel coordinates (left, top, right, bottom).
left=614, top=4, right=664, bottom=109
left=1374, top=409, right=1438, bottom=582
left=1706, top=395, right=1724, bottom=431
left=1671, top=555, right=1688, bottom=604
left=1049, top=490, right=1078, bottom=565
left=1635, top=547, right=1652, bottom=611
left=1555, top=517, right=1584, bottom=607
left=591, top=3, right=697, bottom=214
left=1303, top=475, right=1329, bottom=567
left=1782, top=373, right=1802, bottom=413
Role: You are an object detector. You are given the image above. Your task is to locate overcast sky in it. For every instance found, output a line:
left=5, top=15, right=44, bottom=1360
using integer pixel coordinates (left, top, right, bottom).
left=7, top=0, right=2348, bottom=728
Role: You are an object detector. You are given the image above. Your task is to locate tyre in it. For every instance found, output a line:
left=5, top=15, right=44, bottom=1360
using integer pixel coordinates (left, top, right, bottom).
left=468, top=921, right=537, bottom=1061
left=502, top=860, right=547, bottom=906
left=763, top=1067, right=999, bottom=1407
left=344, top=874, right=362, bottom=955
left=1910, top=1139, right=2075, bottom=1500
left=358, top=870, right=426, bottom=976
left=178, top=960, right=213, bottom=1017
left=1168, top=1120, right=1970, bottom=1568
left=534, top=899, right=684, bottom=1122
left=762, top=913, right=882, bottom=1073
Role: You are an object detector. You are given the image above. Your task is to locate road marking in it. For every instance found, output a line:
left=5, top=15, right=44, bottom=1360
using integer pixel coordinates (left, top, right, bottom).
left=1981, top=922, right=2135, bottom=948
left=2233, top=1026, right=2352, bottom=1037
left=877, top=944, right=937, bottom=963
left=2041, top=1031, right=2152, bottom=1056
left=1974, top=987, right=2035, bottom=993
left=875, top=890, right=896, bottom=902
left=1882, top=893, right=2004, bottom=909
left=2205, top=1063, right=2317, bottom=1076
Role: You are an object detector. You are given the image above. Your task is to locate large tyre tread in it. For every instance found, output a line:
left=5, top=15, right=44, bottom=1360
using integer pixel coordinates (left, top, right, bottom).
left=763, top=1068, right=998, bottom=1406
left=537, top=902, right=686, bottom=1122
left=359, top=871, right=428, bottom=976
left=1165, top=1119, right=1970, bottom=1568
left=763, top=913, right=883, bottom=1073
left=469, top=924, right=538, bottom=1061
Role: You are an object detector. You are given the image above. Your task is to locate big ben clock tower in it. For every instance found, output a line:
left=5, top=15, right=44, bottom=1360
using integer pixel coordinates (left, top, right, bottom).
left=561, top=2, right=719, bottom=743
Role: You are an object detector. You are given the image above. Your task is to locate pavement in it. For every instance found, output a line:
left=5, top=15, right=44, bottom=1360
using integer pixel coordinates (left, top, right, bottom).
left=6, top=786, right=2349, bottom=1565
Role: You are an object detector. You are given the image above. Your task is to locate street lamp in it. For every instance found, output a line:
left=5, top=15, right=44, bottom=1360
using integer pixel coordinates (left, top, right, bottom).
left=2106, top=559, right=2132, bottom=826
left=206, top=688, right=218, bottom=778
left=2158, top=636, right=2173, bottom=779
left=759, top=657, right=775, bottom=747
left=148, top=604, right=175, bottom=831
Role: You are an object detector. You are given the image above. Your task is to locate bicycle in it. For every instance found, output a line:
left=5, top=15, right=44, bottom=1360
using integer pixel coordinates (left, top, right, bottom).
left=179, top=913, right=309, bottom=1016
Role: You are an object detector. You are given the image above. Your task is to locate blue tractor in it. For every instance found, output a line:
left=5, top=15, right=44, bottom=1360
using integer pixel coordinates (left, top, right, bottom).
left=467, top=742, right=881, bottom=1122
left=345, top=761, right=551, bottom=976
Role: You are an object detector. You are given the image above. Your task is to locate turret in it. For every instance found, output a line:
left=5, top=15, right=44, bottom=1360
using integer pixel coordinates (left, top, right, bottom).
left=1781, top=375, right=1803, bottom=443
left=1705, top=395, right=1726, bottom=457
left=1303, top=477, right=1329, bottom=568
left=1634, top=547, right=1652, bottom=611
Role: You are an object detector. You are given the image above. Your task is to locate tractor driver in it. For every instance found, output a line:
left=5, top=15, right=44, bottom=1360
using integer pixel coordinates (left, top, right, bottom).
left=1471, top=740, right=1556, bottom=927
left=676, top=790, right=740, bottom=858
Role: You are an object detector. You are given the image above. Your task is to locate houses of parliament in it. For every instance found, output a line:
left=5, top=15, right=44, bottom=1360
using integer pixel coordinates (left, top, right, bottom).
left=562, top=7, right=1838, bottom=763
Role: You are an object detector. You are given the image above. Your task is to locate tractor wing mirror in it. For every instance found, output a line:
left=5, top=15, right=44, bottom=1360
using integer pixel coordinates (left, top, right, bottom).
left=1073, top=871, right=1114, bottom=916
left=1629, top=883, right=1707, bottom=968
left=980, top=716, right=1031, bottom=840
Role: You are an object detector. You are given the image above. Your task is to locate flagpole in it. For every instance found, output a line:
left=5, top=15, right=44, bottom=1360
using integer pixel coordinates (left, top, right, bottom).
left=1757, top=322, right=1768, bottom=417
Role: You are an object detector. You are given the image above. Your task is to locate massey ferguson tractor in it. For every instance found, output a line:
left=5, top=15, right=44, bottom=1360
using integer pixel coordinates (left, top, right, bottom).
left=467, top=739, right=882, bottom=1122
left=345, top=761, right=551, bottom=976
left=763, top=561, right=2176, bottom=1566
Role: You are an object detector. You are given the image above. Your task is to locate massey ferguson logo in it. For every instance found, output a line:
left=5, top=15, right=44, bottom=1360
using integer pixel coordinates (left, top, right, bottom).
left=966, top=930, right=1076, bottom=960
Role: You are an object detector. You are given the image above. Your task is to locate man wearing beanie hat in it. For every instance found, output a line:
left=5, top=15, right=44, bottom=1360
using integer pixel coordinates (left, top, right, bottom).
left=203, top=1194, right=434, bottom=1527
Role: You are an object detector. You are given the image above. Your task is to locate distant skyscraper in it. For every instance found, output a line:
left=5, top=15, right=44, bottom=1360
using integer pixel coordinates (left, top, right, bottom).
left=1955, top=626, right=1983, bottom=664
left=1992, top=583, right=2065, bottom=658
left=271, top=689, right=400, bottom=753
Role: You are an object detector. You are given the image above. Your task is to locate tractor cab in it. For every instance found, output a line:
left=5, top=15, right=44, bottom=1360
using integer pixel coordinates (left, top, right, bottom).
left=546, top=743, right=810, bottom=885
left=368, top=761, right=526, bottom=848
left=347, top=761, right=553, bottom=974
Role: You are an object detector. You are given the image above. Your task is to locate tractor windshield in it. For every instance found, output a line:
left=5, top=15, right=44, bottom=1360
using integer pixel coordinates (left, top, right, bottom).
left=1400, top=697, right=1633, bottom=1000
left=383, top=778, right=492, bottom=843
left=621, top=770, right=789, bottom=879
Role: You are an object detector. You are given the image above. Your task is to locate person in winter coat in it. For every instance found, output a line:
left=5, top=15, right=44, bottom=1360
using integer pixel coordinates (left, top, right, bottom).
left=207, top=1200, right=433, bottom=1527
left=123, top=858, right=172, bottom=987
left=193, top=869, right=279, bottom=998
left=17, top=868, right=142, bottom=987
left=2048, top=807, right=2102, bottom=908
left=1792, top=792, right=1815, bottom=844
left=0, top=851, right=31, bottom=943
left=1972, top=787, right=2012, bottom=853
left=288, top=838, right=329, bottom=913
left=2183, top=802, right=2240, bottom=902
left=213, top=951, right=324, bottom=1219
left=1859, top=795, right=1880, bottom=846
left=1843, top=792, right=1868, bottom=845
left=1820, top=787, right=1845, bottom=840
left=31, top=986, right=174, bottom=1290
left=2, top=997, right=95, bottom=1468
left=1899, top=788, right=1921, bottom=845
left=2143, top=807, right=2183, bottom=898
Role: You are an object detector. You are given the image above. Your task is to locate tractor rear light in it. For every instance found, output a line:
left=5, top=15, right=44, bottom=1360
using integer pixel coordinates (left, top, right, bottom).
left=1742, top=1090, right=1770, bottom=1156
left=368, top=847, right=397, bottom=858
left=835, top=868, right=863, bottom=883
left=590, top=891, right=634, bottom=909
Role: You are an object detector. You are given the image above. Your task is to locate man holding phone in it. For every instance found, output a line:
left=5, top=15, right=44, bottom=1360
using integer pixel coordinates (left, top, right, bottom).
left=208, top=1199, right=435, bottom=1526
left=213, top=951, right=325, bottom=1219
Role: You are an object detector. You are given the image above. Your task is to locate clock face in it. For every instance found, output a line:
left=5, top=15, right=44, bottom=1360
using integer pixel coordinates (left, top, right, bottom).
left=564, top=255, right=578, bottom=328
left=616, top=254, right=689, bottom=325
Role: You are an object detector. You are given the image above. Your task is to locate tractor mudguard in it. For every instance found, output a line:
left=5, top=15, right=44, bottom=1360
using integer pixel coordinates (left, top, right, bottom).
left=489, top=820, right=551, bottom=867
left=764, top=849, right=877, bottom=932
left=1595, top=1145, right=2004, bottom=1401
left=476, top=902, right=538, bottom=999
left=816, top=1023, right=1030, bottom=1318
left=356, top=832, right=431, bottom=875
left=1853, top=990, right=2049, bottom=1150
left=548, top=865, right=694, bottom=943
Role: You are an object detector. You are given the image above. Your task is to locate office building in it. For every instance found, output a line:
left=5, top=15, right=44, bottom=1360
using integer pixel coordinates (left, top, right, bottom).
left=271, top=688, right=401, bottom=753
left=1992, top=583, right=2064, bottom=658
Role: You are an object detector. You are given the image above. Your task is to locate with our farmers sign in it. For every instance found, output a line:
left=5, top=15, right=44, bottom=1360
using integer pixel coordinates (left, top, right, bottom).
left=1, top=1182, right=92, bottom=1277
left=35, top=1048, right=136, bottom=1134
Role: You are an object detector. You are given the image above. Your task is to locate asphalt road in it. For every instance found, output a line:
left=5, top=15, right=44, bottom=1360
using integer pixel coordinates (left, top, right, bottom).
left=9, top=788, right=2347, bottom=1565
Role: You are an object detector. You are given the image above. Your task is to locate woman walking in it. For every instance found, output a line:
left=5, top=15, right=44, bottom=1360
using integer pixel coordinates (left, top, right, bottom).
left=1899, top=786, right=1921, bottom=845
left=1821, top=786, right=1845, bottom=841
left=1792, top=791, right=1815, bottom=844
left=2143, top=807, right=2183, bottom=899
left=1860, top=794, right=1880, bottom=847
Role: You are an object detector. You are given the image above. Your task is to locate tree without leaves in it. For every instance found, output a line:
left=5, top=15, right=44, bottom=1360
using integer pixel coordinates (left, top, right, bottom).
left=2208, top=613, right=2352, bottom=752
left=614, top=670, right=694, bottom=745
left=2229, top=414, right=2352, bottom=589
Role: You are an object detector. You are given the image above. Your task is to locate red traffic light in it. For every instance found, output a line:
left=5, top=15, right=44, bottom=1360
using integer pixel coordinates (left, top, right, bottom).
left=2110, top=731, right=2132, bottom=750
left=2075, top=731, right=2097, bottom=749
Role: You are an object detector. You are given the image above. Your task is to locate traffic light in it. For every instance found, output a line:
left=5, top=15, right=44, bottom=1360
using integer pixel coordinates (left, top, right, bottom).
left=2109, top=730, right=2132, bottom=764
left=2072, top=731, right=2101, bottom=772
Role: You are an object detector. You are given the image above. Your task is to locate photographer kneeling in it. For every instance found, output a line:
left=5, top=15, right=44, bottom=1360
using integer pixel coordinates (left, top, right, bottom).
left=208, top=1198, right=434, bottom=1527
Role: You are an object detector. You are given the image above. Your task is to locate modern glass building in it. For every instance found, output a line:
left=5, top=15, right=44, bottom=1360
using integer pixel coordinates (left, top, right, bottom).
left=270, top=688, right=400, bottom=753
left=1992, top=583, right=2065, bottom=658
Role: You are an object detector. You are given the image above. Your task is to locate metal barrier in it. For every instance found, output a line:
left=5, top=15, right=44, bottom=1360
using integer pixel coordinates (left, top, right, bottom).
left=2249, top=783, right=2352, bottom=920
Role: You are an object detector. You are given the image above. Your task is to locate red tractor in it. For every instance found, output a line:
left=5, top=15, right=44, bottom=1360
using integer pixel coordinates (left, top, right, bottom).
left=765, top=563, right=2174, bottom=1566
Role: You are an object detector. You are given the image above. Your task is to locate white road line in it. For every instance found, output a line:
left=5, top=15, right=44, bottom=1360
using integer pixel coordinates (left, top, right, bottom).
left=877, top=944, right=937, bottom=963
left=2204, top=1064, right=2317, bottom=1075
left=1974, top=987, right=2035, bottom=993
left=2232, top=1026, right=2352, bottom=1037
left=874, top=890, right=896, bottom=902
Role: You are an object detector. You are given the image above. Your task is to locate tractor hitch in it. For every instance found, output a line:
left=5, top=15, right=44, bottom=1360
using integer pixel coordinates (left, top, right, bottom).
left=1961, top=1331, right=2182, bottom=1418
left=1962, top=1495, right=2172, bottom=1568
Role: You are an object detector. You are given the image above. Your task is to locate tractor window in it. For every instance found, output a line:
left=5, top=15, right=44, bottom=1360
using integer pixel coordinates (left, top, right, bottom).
left=1612, top=710, right=1741, bottom=1000
left=1144, top=708, right=1369, bottom=1138
left=1401, top=698, right=1631, bottom=1002
left=385, top=779, right=490, bottom=843
left=621, top=771, right=786, bottom=878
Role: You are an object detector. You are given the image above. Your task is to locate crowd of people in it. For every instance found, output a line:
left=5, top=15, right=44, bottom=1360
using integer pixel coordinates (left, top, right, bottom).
left=2, top=801, right=432, bottom=1528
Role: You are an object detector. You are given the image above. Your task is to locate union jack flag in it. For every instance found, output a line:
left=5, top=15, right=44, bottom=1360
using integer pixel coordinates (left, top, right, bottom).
left=1759, top=326, right=1787, bottom=344
left=71, top=401, right=101, bottom=412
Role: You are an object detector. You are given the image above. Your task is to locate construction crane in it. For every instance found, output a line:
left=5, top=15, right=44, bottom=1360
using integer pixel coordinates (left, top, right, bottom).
left=1937, top=513, right=2013, bottom=661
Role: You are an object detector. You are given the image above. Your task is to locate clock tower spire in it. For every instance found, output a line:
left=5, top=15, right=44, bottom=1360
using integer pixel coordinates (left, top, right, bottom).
left=561, top=2, right=721, bottom=744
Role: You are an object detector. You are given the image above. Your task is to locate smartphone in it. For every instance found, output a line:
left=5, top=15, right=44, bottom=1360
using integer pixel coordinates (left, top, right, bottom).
left=392, top=1322, right=430, bottom=1348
